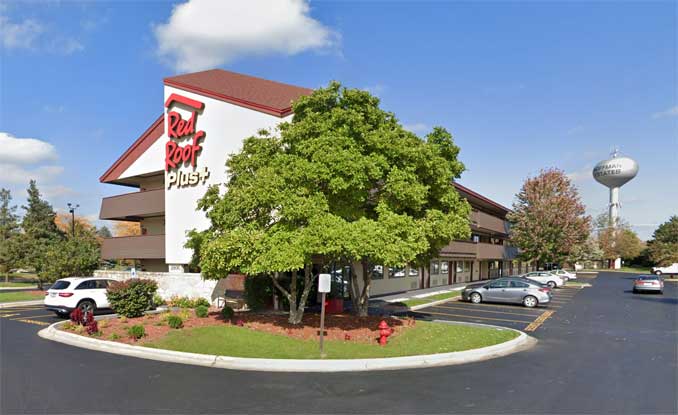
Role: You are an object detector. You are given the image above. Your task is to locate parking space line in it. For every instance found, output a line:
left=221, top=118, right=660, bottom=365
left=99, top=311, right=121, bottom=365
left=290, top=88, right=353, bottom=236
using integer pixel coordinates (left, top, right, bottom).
left=434, top=305, right=543, bottom=317
left=13, top=318, right=50, bottom=326
left=415, top=310, right=533, bottom=324
left=524, top=310, right=555, bottom=332
left=450, top=300, right=551, bottom=311
left=0, top=313, right=20, bottom=318
left=9, top=314, right=55, bottom=320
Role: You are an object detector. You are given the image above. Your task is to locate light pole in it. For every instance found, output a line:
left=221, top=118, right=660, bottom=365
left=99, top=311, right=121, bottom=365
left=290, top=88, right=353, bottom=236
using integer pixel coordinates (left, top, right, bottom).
left=67, top=203, right=79, bottom=237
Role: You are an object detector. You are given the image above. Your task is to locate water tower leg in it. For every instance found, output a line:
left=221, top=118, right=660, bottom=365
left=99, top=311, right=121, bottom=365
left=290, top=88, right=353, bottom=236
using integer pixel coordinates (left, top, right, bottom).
left=609, top=187, right=619, bottom=227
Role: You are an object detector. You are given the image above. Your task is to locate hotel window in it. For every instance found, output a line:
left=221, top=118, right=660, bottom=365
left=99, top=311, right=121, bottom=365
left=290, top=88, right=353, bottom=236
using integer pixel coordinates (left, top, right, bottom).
left=431, top=260, right=440, bottom=276
left=456, top=261, right=465, bottom=273
left=441, top=261, right=449, bottom=274
left=369, top=264, right=384, bottom=280
left=389, top=266, right=406, bottom=278
left=408, top=266, right=419, bottom=278
left=472, top=234, right=480, bottom=243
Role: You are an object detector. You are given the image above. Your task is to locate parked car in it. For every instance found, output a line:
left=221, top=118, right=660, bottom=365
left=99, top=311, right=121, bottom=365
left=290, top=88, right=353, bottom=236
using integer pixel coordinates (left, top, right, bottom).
left=632, top=275, right=664, bottom=294
left=551, top=269, right=577, bottom=280
left=44, top=277, right=116, bottom=318
left=521, top=271, right=565, bottom=288
left=651, top=263, right=678, bottom=276
left=462, top=277, right=552, bottom=308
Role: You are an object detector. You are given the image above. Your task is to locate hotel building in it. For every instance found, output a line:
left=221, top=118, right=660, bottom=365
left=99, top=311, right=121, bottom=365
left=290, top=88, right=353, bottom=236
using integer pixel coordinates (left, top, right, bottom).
left=96, top=69, right=530, bottom=299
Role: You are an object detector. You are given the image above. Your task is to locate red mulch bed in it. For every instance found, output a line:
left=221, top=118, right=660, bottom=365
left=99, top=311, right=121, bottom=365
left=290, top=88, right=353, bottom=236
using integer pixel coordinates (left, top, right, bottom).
left=62, top=309, right=415, bottom=345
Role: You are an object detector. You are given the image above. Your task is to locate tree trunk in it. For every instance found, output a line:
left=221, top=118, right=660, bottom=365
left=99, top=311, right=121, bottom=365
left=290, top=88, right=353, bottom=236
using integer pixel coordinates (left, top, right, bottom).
left=269, top=268, right=316, bottom=325
left=350, top=260, right=371, bottom=317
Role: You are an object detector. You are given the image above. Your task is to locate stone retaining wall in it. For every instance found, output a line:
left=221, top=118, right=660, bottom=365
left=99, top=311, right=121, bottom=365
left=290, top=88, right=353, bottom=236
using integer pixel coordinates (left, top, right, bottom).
left=93, top=270, right=227, bottom=304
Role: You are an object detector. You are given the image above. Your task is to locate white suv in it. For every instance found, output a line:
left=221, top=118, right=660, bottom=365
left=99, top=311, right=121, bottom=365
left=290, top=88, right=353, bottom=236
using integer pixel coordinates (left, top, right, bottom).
left=44, top=277, right=116, bottom=318
left=521, top=271, right=565, bottom=288
left=652, top=263, right=678, bottom=276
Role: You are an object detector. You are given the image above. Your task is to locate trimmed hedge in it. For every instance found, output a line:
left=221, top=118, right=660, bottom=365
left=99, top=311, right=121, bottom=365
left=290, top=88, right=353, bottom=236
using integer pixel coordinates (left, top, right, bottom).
left=106, top=279, right=158, bottom=318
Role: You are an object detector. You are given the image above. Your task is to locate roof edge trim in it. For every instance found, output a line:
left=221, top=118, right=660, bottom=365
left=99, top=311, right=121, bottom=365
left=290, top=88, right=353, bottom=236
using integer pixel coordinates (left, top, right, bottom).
left=99, top=115, right=164, bottom=184
left=163, top=79, right=294, bottom=118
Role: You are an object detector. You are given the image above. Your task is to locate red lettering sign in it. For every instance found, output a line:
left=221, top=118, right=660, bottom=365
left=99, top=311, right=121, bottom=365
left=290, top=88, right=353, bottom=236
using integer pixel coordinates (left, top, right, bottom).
left=164, top=94, right=206, bottom=172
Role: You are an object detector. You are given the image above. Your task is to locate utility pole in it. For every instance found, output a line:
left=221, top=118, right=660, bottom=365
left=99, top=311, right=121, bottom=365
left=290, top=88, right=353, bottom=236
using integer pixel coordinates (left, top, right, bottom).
left=67, top=203, right=79, bottom=237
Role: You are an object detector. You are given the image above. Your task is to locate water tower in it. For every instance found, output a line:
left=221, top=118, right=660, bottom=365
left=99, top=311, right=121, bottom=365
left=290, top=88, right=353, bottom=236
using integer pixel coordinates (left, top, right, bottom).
left=592, top=149, right=639, bottom=228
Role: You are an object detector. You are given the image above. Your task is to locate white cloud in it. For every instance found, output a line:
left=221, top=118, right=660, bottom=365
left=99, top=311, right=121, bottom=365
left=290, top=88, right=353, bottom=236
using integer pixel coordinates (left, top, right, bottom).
left=402, top=123, right=430, bottom=134
left=154, top=0, right=338, bottom=71
left=652, top=105, right=678, bottom=119
left=0, top=11, right=83, bottom=55
left=0, top=14, right=44, bottom=49
left=0, top=163, right=64, bottom=185
left=0, top=132, right=58, bottom=164
left=42, top=184, right=78, bottom=199
left=566, top=165, right=594, bottom=183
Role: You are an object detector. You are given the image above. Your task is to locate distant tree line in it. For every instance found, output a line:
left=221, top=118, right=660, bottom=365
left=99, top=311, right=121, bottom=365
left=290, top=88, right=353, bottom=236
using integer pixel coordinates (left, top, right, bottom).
left=0, top=181, right=108, bottom=288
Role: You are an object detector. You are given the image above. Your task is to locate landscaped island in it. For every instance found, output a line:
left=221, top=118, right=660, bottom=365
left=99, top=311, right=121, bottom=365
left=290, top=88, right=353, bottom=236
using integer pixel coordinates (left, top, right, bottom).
left=59, top=309, right=518, bottom=360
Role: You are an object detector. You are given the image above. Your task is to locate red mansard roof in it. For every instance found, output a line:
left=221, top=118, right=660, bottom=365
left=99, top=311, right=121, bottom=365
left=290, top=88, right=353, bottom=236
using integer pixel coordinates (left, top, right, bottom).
left=100, top=70, right=312, bottom=184
left=453, top=182, right=511, bottom=215
left=164, top=69, right=312, bottom=117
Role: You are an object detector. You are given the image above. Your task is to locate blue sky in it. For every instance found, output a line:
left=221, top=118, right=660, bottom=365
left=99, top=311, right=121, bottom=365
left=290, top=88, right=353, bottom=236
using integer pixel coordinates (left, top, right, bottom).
left=0, top=0, right=675, bottom=240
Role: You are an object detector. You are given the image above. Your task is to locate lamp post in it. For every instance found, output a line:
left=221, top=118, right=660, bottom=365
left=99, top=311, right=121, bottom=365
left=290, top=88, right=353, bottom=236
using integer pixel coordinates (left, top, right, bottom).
left=67, top=203, right=79, bottom=237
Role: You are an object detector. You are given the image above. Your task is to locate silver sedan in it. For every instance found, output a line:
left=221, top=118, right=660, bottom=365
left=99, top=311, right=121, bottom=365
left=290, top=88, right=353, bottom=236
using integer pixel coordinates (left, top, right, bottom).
left=462, top=277, right=553, bottom=308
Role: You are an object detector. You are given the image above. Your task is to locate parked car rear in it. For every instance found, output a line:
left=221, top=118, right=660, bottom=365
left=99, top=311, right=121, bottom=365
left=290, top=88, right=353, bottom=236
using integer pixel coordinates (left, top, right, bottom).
left=44, top=277, right=116, bottom=317
left=632, top=275, right=664, bottom=294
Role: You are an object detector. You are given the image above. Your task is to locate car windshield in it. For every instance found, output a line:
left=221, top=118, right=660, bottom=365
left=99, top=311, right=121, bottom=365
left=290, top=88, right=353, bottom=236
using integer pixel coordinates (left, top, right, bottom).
left=50, top=280, right=71, bottom=290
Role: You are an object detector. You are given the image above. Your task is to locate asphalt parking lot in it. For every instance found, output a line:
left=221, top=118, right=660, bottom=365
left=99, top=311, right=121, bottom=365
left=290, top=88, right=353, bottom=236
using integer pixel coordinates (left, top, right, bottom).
left=413, top=284, right=586, bottom=332
left=1, top=271, right=676, bottom=414
left=0, top=304, right=62, bottom=327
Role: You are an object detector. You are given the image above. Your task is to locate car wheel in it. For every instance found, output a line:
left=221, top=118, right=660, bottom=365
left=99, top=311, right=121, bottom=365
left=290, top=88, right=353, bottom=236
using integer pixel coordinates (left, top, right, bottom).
left=523, top=295, right=538, bottom=308
left=547, top=281, right=556, bottom=288
left=654, top=270, right=662, bottom=276
left=470, top=292, right=482, bottom=304
left=78, top=300, right=96, bottom=315
left=632, top=288, right=638, bottom=294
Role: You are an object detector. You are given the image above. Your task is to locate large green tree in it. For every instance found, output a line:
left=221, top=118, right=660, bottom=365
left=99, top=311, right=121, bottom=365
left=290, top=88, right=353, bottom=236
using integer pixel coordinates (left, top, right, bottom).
left=41, top=230, right=101, bottom=281
left=16, top=180, right=64, bottom=287
left=188, top=82, right=471, bottom=321
left=508, top=168, right=591, bottom=265
left=647, top=216, right=678, bottom=266
left=0, top=188, right=21, bottom=282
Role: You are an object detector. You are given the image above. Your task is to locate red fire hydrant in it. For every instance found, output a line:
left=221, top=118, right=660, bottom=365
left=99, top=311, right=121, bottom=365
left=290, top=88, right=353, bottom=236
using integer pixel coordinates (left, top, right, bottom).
left=378, top=320, right=392, bottom=346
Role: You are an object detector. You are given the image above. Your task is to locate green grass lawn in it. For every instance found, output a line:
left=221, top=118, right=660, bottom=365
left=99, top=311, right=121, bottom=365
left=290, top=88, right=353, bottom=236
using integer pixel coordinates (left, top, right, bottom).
left=400, top=290, right=462, bottom=308
left=0, top=282, right=37, bottom=288
left=0, top=291, right=45, bottom=303
left=144, top=320, right=517, bottom=359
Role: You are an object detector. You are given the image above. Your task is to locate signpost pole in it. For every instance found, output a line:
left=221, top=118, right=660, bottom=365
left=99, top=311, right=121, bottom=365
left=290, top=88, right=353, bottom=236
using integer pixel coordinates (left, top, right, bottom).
left=317, top=273, right=331, bottom=359
left=319, top=292, right=326, bottom=358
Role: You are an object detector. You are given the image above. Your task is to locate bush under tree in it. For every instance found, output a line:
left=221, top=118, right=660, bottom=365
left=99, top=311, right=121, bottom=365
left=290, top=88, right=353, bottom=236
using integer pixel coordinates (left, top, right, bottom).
left=106, top=279, right=158, bottom=318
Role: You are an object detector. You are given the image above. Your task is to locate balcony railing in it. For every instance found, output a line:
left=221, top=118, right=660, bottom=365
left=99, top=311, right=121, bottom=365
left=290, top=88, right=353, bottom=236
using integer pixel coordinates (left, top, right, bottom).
left=101, top=234, right=165, bottom=259
left=99, top=188, right=164, bottom=221
left=439, top=240, right=518, bottom=260
left=471, top=209, right=509, bottom=235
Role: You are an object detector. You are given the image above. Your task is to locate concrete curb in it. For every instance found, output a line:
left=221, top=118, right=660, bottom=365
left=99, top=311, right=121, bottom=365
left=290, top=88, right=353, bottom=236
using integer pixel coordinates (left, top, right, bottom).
left=38, top=319, right=535, bottom=372
left=0, top=300, right=44, bottom=309
left=409, top=295, right=462, bottom=311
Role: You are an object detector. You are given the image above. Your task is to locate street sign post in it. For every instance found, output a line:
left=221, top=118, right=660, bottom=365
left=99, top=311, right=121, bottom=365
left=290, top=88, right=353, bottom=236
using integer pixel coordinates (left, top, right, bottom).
left=318, top=273, right=331, bottom=358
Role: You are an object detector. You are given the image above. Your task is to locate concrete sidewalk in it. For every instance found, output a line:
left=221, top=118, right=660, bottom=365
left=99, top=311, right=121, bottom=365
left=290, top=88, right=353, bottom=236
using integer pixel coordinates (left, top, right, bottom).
left=373, top=283, right=468, bottom=304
